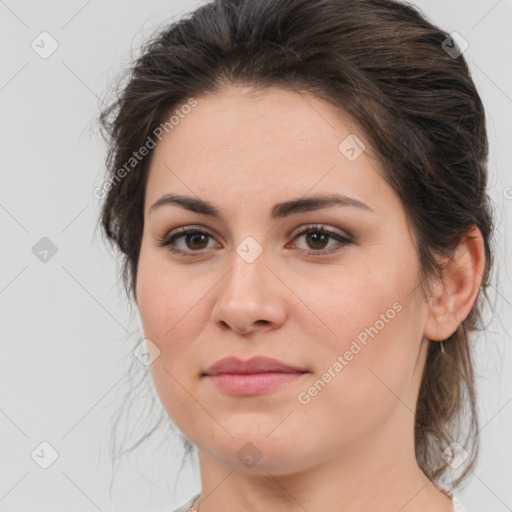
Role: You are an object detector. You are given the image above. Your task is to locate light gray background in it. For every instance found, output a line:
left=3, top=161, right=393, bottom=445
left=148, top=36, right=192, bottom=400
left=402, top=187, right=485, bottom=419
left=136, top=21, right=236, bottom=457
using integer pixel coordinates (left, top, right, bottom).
left=1, top=0, right=511, bottom=511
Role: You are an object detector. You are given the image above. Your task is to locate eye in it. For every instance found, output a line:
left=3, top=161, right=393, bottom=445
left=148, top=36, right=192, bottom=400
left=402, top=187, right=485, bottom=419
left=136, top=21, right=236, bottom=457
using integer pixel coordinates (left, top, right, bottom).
left=158, top=224, right=353, bottom=257
left=288, top=225, right=352, bottom=256
left=158, top=226, right=217, bottom=256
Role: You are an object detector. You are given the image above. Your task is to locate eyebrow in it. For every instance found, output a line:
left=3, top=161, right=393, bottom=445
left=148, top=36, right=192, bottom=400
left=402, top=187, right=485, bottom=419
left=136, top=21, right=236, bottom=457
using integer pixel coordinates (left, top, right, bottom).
left=149, top=193, right=374, bottom=220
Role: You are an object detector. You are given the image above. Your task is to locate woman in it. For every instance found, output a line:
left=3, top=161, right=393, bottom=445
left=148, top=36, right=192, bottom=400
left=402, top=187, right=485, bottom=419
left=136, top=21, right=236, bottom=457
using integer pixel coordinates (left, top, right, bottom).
left=97, top=0, right=495, bottom=510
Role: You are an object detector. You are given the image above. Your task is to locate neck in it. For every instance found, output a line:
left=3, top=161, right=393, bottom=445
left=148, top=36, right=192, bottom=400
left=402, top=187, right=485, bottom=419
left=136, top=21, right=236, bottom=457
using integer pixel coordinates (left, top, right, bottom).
left=193, top=412, right=453, bottom=512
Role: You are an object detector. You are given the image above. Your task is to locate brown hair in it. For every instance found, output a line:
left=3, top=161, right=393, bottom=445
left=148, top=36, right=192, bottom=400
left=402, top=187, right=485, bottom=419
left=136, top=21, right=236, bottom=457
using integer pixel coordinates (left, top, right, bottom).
left=97, top=0, right=495, bottom=490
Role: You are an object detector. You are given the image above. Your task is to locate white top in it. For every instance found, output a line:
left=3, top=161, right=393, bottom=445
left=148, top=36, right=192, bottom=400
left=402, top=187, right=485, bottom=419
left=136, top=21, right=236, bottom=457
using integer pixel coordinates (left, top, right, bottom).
left=452, top=494, right=469, bottom=511
left=172, top=492, right=469, bottom=511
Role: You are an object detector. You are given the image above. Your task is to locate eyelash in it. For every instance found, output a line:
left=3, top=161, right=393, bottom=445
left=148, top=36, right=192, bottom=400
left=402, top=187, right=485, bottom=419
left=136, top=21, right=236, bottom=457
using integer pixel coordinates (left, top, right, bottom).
left=158, top=224, right=353, bottom=258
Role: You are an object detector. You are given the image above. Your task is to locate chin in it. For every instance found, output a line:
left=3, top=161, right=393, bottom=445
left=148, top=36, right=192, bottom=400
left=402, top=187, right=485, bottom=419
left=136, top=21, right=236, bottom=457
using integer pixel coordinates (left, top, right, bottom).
left=200, top=431, right=319, bottom=476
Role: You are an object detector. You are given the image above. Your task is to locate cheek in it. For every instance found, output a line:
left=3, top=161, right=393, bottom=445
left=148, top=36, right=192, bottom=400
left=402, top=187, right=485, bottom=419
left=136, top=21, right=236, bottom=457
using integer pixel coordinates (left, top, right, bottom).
left=296, top=261, right=422, bottom=428
left=302, top=259, right=409, bottom=354
left=135, top=247, right=216, bottom=427
left=136, top=245, right=207, bottom=345
left=136, top=252, right=208, bottom=431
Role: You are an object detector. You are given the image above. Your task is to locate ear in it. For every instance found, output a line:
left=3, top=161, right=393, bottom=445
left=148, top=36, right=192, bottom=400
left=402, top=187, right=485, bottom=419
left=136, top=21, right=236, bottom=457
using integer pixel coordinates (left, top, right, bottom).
left=423, top=226, right=486, bottom=341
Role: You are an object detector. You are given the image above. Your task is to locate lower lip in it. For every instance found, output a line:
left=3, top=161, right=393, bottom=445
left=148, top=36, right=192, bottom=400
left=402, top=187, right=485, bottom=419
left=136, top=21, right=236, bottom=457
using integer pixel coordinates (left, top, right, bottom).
left=206, top=372, right=306, bottom=395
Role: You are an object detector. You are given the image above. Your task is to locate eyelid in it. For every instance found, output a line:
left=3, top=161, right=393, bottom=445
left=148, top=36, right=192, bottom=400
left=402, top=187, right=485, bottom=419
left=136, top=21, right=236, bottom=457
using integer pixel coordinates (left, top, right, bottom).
left=290, top=223, right=352, bottom=241
left=159, top=224, right=350, bottom=244
left=159, top=222, right=354, bottom=258
left=287, top=224, right=353, bottom=256
left=157, top=225, right=219, bottom=247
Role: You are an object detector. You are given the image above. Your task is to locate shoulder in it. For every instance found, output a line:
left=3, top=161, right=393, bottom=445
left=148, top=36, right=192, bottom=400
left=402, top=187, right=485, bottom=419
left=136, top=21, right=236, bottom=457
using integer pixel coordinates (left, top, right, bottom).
left=171, top=493, right=200, bottom=512
left=433, top=483, right=469, bottom=512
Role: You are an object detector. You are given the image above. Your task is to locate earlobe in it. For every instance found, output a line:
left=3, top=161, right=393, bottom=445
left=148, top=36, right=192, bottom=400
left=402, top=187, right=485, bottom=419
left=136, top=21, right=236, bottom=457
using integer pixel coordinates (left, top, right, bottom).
left=423, top=226, right=486, bottom=341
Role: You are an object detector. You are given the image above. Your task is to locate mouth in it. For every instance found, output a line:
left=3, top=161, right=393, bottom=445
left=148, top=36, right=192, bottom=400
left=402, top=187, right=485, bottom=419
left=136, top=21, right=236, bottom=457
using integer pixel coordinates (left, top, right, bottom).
left=205, top=372, right=308, bottom=395
left=202, top=356, right=309, bottom=395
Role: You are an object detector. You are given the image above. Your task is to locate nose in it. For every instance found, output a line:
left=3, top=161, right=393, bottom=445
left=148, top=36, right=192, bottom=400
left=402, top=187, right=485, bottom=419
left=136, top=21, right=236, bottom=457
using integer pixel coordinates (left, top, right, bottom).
left=210, top=246, right=287, bottom=335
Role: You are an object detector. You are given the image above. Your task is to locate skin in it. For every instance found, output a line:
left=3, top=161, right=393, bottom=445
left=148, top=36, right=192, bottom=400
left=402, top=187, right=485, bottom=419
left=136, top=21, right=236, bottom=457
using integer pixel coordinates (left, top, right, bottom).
left=135, top=85, right=485, bottom=512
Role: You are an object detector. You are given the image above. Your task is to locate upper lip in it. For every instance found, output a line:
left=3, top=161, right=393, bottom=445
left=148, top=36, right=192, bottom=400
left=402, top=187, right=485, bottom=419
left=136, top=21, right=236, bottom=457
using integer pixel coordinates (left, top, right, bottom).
left=203, top=356, right=307, bottom=376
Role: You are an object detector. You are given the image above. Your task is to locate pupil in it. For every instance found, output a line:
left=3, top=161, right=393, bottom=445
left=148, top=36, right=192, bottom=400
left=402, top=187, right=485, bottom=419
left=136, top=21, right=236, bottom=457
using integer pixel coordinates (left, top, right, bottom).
left=307, top=232, right=327, bottom=250
left=187, top=233, right=208, bottom=250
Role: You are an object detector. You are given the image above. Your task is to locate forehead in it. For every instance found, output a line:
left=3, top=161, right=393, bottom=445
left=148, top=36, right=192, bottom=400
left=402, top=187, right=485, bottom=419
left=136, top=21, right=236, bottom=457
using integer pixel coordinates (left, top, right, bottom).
left=144, top=85, right=393, bottom=217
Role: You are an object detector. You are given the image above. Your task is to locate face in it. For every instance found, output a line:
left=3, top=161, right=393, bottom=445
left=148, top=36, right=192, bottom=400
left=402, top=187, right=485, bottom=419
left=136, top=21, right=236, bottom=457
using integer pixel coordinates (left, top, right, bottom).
left=136, top=85, right=431, bottom=475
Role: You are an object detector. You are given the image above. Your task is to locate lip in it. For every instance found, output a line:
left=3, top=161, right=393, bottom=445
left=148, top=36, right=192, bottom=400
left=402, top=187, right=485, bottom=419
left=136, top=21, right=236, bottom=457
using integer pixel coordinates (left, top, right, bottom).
left=203, top=356, right=308, bottom=395
left=204, top=356, right=307, bottom=375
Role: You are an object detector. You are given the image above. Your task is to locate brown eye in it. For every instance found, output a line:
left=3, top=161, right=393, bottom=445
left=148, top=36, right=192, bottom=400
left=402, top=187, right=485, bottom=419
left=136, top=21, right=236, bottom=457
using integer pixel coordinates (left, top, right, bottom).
left=159, top=224, right=352, bottom=258
left=291, top=225, right=352, bottom=256
left=182, top=232, right=210, bottom=250
left=304, top=231, right=330, bottom=250
left=160, top=227, right=216, bottom=255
